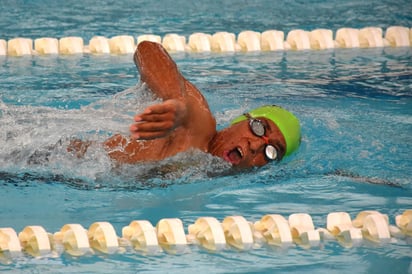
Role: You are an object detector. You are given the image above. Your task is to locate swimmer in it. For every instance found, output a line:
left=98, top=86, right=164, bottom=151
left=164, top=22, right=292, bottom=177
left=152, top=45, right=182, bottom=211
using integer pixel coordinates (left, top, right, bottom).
left=71, top=41, right=301, bottom=168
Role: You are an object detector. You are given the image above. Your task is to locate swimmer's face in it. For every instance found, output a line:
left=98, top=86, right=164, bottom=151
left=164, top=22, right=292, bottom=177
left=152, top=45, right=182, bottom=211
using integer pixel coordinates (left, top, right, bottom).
left=209, top=118, right=286, bottom=168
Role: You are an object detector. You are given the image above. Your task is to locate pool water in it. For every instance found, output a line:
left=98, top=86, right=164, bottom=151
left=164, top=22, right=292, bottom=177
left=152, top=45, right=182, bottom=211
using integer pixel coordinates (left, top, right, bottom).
left=1, top=0, right=411, bottom=273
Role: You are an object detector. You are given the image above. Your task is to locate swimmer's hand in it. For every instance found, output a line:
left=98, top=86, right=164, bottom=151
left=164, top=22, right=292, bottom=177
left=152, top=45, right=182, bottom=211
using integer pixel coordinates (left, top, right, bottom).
left=130, top=99, right=187, bottom=140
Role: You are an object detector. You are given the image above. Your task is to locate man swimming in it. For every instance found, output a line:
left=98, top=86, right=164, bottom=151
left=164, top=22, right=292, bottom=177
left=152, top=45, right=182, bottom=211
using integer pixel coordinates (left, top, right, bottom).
left=77, top=41, right=301, bottom=168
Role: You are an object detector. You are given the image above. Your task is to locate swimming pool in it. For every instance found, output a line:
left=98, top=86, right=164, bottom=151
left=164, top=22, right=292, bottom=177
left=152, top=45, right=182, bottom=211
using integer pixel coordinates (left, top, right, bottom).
left=1, top=0, right=411, bottom=273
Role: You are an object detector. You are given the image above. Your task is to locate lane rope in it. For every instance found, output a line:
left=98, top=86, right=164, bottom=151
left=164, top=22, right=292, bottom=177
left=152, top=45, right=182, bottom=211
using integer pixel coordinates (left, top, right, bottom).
left=0, top=26, right=411, bottom=57
left=0, top=210, right=411, bottom=264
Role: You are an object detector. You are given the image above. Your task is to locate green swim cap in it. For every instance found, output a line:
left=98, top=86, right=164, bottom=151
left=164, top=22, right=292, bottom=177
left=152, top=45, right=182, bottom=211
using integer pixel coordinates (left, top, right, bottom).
left=231, top=105, right=301, bottom=156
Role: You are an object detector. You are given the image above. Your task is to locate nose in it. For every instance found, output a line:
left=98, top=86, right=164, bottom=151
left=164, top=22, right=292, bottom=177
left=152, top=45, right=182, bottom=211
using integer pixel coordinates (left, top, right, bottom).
left=248, top=137, right=266, bottom=155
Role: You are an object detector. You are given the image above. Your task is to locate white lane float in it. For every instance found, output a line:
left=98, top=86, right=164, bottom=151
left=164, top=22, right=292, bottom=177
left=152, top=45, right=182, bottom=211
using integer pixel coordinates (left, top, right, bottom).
left=309, top=29, right=335, bottom=49
left=162, top=33, right=187, bottom=52
left=137, top=34, right=162, bottom=45
left=385, top=26, right=410, bottom=47
left=352, top=211, right=391, bottom=243
left=0, top=227, right=22, bottom=264
left=188, top=32, right=212, bottom=52
left=335, top=28, right=360, bottom=48
left=59, top=36, right=84, bottom=54
left=211, top=31, right=238, bottom=52
left=222, top=216, right=254, bottom=250
left=109, top=35, right=135, bottom=54
left=326, top=212, right=363, bottom=247
left=188, top=217, right=226, bottom=251
left=122, top=220, right=160, bottom=254
left=238, top=30, right=261, bottom=52
left=289, top=213, right=321, bottom=248
left=254, top=214, right=293, bottom=248
left=286, top=29, right=311, bottom=50
left=34, top=37, right=59, bottom=55
left=156, top=218, right=188, bottom=253
left=88, top=36, right=110, bottom=54
left=359, top=27, right=384, bottom=48
left=54, top=224, right=91, bottom=256
left=18, top=225, right=52, bottom=257
left=7, top=38, right=33, bottom=56
left=261, top=30, right=285, bottom=51
left=88, top=222, right=119, bottom=254
left=0, top=39, right=6, bottom=55
left=395, top=209, right=412, bottom=237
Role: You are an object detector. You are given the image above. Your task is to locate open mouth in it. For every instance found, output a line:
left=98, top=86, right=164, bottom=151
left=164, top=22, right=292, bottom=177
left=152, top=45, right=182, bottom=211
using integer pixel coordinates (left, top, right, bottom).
left=223, top=147, right=243, bottom=165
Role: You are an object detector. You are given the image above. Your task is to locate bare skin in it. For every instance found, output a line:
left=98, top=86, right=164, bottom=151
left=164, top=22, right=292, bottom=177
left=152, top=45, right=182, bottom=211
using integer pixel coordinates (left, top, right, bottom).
left=208, top=118, right=286, bottom=168
left=103, top=41, right=216, bottom=163
left=73, top=41, right=287, bottom=168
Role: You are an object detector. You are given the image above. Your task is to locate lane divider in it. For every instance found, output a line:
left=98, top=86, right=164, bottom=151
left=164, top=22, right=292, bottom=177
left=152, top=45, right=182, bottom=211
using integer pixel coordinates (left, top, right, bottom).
left=0, top=26, right=410, bottom=57
left=326, top=212, right=363, bottom=247
left=188, top=217, right=226, bottom=251
left=54, top=224, right=91, bottom=256
left=289, top=213, right=321, bottom=248
left=0, top=210, right=411, bottom=264
left=122, top=220, right=160, bottom=254
left=222, top=216, right=254, bottom=250
left=254, top=214, right=293, bottom=248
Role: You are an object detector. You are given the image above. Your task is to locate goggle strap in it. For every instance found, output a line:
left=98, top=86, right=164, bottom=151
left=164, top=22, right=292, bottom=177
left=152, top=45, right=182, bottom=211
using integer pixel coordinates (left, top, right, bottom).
left=261, top=135, right=269, bottom=145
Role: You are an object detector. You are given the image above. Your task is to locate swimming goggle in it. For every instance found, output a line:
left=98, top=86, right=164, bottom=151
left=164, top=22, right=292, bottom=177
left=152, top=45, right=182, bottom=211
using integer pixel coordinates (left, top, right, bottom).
left=244, top=113, right=279, bottom=161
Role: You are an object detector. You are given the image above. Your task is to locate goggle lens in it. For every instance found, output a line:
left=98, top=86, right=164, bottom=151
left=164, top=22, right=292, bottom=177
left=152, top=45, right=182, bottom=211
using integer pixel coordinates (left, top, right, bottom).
left=247, top=116, right=279, bottom=161
left=265, top=145, right=278, bottom=160
left=249, top=119, right=265, bottom=137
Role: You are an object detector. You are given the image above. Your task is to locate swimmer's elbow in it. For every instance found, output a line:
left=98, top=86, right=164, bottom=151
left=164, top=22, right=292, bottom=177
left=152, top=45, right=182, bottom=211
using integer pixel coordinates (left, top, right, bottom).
left=67, top=139, right=92, bottom=158
left=104, top=134, right=128, bottom=150
left=104, top=134, right=137, bottom=164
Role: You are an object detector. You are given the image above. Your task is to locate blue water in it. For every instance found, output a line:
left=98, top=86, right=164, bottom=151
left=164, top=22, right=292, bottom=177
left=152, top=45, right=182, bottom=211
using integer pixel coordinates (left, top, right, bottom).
left=1, top=0, right=411, bottom=40
left=1, top=0, right=412, bottom=273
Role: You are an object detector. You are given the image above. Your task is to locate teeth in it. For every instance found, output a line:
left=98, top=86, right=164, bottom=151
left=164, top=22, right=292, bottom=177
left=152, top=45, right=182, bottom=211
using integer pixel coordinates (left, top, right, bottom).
left=237, top=147, right=243, bottom=158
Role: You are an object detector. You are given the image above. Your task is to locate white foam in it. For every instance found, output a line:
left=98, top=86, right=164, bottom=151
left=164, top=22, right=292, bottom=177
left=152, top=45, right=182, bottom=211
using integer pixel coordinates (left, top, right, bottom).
left=0, top=83, right=231, bottom=186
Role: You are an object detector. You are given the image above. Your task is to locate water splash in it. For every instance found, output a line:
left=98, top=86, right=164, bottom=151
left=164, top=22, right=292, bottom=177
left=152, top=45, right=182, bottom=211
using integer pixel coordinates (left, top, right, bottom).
left=0, top=84, right=232, bottom=189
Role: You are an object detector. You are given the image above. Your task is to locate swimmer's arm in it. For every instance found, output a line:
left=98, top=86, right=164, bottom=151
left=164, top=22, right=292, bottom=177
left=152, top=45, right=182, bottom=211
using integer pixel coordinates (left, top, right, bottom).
left=67, top=139, right=93, bottom=158
left=129, top=99, right=187, bottom=140
left=134, top=41, right=185, bottom=100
